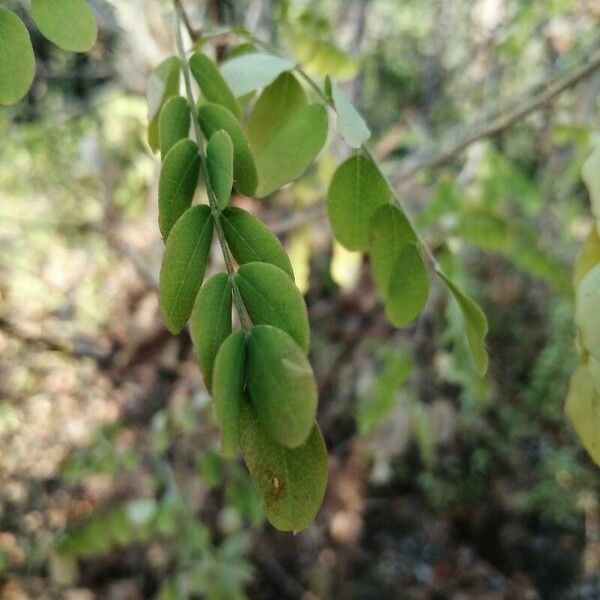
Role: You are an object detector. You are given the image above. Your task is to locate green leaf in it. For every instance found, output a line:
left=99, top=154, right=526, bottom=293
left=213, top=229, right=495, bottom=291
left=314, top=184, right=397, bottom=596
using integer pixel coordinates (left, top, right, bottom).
left=159, top=206, right=214, bottom=334
left=566, top=364, right=600, bottom=466
left=576, top=263, right=600, bottom=360
left=147, top=57, right=181, bottom=152
left=190, top=273, right=232, bottom=392
left=236, top=262, right=309, bottom=351
left=329, top=79, right=370, bottom=149
left=246, top=325, right=317, bottom=448
left=582, top=144, right=600, bottom=226
left=189, top=52, right=242, bottom=119
left=328, top=154, right=389, bottom=251
left=368, top=204, right=416, bottom=298
left=386, top=244, right=429, bottom=327
left=574, top=227, right=600, bottom=287
left=158, top=139, right=200, bottom=240
left=207, top=130, right=234, bottom=210
left=220, top=53, right=295, bottom=96
left=239, top=401, right=327, bottom=531
left=220, top=207, right=294, bottom=278
left=246, top=72, right=307, bottom=154
left=438, top=271, right=489, bottom=377
left=31, top=0, right=97, bottom=52
left=197, top=103, right=258, bottom=196
left=212, top=331, right=247, bottom=457
left=159, top=96, right=191, bottom=157
left=255, top=103, right=328, bottom=198
left=0, top=9, right=35, bottom=106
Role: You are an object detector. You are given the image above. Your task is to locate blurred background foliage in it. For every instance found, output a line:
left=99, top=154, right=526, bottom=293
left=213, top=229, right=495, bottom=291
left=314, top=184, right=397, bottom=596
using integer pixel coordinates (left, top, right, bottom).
left=1, top=0, right=599, bottom=598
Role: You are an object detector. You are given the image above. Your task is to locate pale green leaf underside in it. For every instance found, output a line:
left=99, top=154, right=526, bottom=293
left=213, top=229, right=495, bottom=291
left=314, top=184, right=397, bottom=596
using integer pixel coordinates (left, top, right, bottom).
left=330, top=79, right=371, bottom=149
left=220, top=52, right=296, bottom=96
left=328, top=154, right=389, bottom=251
left=582, top=144, right=600, bottom=229
left=31, top=0, right=97, bottom=52
left=239, top=401, right=327, bottom=532
left=159, top=205, right=213, bottom=334
left=220, top=207, right=294, bottom=279
left=247, top=325, right=317, bottom=448
left=213, top=331, right=247, bottom=457
left=576, top=263, right=600, bottom=361
left=159, top=96, right=191, bottom=157
left=0, top=9, right=35, bottom=106
left=438, top=271, right=489, bottom=377
left=190, top=273, right=232, bottom=393
left=236, top=262, right=309, bottom=351
left=573, top=227, right=600, bottom=287
left=207, top=130, right=234, bottom=210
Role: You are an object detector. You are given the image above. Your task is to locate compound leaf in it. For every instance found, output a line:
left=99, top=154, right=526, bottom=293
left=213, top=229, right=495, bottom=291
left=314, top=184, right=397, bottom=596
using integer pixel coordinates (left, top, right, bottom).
left=207, top=130, right=234, bottom=210
left=221, top=52, right=295, bottom=96
left=247, top=325, right=317, bottom=448
left=239, top=401, right=327, bottom=532
left=190, top=273, right=233, bottom=392
left=159, top=96, right=191, bottom=157
left=159, top=206, right=213, bottom=334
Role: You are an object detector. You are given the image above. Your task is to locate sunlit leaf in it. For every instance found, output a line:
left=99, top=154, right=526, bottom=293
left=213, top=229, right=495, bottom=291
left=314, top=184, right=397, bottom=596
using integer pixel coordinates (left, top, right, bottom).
left=246, top=325, right=317, bottom=448
left=212, top=331, right=247, bottom=457
left=159, top=206, right=214, bottom=334
left=239, top=401, right=327, bottom=531
left=576, top=263, right=600, bottom=360
left=236, top=262, right=309, bottom=351
left=198, top=103, right=258, bottom=196
left=328, top=154, right=389, bottom=251
left=574, top=227, right=600, bottom=287
left=159, top=96, right=191, bottom=157
left=190, top=273, right=233, bottom=392
left=220, top=207, right=294, bottom=278
left=0, top=9, right=35, bottom=106
left=386, top=244, right=429, bottom=327
left=438, top=271, right=489, bottom=377
left=158, top=139, right=200, bottom=240
left=582, top=144, right=600, bottom=229
left=220, top=52, right=295, bottom=96
left=189, top=52, right=242, bottom=119
left=31, top=0, right=97, bottom=52
left=206, top=130, right=234, bottom=210
left=147, top=57, right=181, bottom=152
left=255, top=104, right=328, bottom=198
left=329, top=78, right=370, bottom=148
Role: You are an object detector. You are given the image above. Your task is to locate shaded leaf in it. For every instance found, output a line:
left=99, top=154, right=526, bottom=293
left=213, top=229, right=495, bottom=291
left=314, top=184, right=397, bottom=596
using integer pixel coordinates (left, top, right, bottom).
left=221, top=52, right=295, bottom=96
left=159, top=206, right=214, bottom=334
left=198, top=103, right=258, bottom=196
left=239, top=401, right=327, bottom=531
left=220, top=207, right=294, bottom=278
left=159, top=96, right=191, bottom=157
left=158, top=139, right=200, bottom=240
left=212, top=331, right=247, bottom=457
left=147, top=57, right=181, bottom=152
left=207, top=130, right=234, bottom=210
left=576, top=263, right=600, bottom=360
left=31, top=0, right=97, bottom=52
left=328, top=154, right=389, bottom=251
left=189, top=52, right=242, bottom=119
left=236, top=262, right=309, bottom=351
left=0, top=9, right=35, bottom=106
left=329, top=78, right=370, bottom=148
left=247, top=325, right=317, bottom=448
left=190, top=273, right=233, bottom=392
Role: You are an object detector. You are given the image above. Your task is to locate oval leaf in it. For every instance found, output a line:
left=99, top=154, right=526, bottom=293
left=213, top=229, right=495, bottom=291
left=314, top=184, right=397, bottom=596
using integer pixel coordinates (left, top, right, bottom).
left=574, top=227, right=600, bottom=287
left=158, top=139, right=200, bottom=240
left=330, top=79, right=370, bottom=149
left=159, top=206, right=214, bottom=334
left=247, top=72, right=307, bottom=154
left=239, top=401, right=327, bottom=532
left=189, top=52, right=242, bottom=119
left=221, top=53, right=295, bottom=97
left=385, top=244, right=429, bottom=327
left=147, top=57, right=181, bottom=152
left=212, top=331, right=247, bottom=457
left=220, top=207, right=294, bottom=279
left=328, top=154, right=389, bottom=251
left=190, top=273, right=233, bottom=392
left=198, top=103, right=258, bottom=196
left=438, top=271, right=489, bottom=377
left=31, top=0, right=97, bottom=52
left=0, top=9, right=35, bottom=106
left=368, top=204, right=417, bottom=298
left=255, top=103, right=328, bottom=198
left=236, top=262, right=309, bottom=351
left=159, top=96, right=191, bottom=157
left=576, top=263, right=600, bottom=360
left=207, top=130, right=234, bottom=210
left=247, top=325, right=317, bottom=448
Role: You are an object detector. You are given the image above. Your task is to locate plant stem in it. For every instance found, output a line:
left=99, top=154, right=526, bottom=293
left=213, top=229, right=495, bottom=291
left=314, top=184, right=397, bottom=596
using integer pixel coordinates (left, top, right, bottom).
left=173, top=4, right=251, bottom=331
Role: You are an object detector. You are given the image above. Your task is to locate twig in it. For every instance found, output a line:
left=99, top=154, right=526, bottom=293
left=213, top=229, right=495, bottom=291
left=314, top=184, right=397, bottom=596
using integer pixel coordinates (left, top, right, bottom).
left=173, top=0, right=199, bottom=42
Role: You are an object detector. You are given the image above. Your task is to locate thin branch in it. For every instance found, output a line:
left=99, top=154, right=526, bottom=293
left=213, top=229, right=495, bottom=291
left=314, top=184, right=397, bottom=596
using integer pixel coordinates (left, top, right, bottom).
left=173, top=0, right=199, bottom=42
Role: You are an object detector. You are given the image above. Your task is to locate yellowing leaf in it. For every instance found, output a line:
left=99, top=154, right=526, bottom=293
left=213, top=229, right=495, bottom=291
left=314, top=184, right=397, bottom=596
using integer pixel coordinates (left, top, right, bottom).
left=159, top=96, right=191, bottom=157
left=239, top=401, right=327, bottom=532
left=207, top=130, right=234, bottom=210
left=574, top=226, right=600, bottom=287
